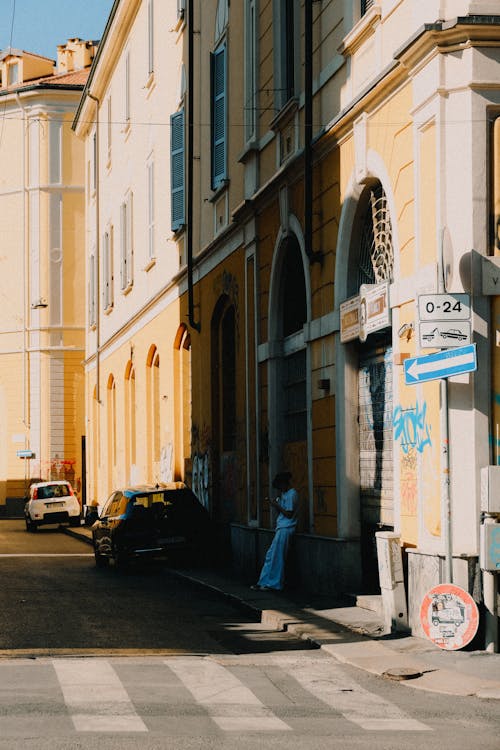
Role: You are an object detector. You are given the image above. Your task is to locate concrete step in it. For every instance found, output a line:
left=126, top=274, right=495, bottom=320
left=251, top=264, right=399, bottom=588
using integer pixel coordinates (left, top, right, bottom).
left=347, top=593, right=384, bottom=619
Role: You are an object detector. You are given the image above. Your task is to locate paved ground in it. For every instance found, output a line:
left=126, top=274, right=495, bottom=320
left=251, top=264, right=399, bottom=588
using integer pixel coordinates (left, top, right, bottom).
left=64, top=524, right=500, bottom=701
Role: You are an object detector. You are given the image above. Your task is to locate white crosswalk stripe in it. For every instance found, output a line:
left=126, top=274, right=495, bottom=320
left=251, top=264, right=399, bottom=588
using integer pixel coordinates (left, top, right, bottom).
left=167, top=656, right=291, bottom=731
left=0, top=655, right=432, bottom=737
left=273, top=654, right=431, bottom=731
left=52, top=658, right=147, bottom=732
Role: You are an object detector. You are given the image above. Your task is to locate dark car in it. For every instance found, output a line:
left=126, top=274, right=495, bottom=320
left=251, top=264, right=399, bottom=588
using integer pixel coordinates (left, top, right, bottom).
left=91, top=483, right=211, bottom=569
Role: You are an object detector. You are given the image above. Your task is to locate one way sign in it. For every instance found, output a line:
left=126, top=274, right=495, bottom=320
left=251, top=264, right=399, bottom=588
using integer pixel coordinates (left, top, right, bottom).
left=404, top=344, right=477, bottom=385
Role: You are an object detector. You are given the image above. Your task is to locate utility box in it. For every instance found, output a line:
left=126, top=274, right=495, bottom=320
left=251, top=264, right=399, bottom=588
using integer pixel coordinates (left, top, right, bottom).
left=480, top=466, right=500, bottom=514
left=480, top=523, right=500, bottom=571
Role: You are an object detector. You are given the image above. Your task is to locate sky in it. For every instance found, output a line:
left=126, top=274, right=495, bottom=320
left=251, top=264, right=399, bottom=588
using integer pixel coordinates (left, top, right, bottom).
left=1, top=0, right=115, bottom=60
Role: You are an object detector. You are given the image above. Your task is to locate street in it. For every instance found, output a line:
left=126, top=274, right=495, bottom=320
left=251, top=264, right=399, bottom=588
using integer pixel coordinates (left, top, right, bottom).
left=0, top=519, right=499, bottom=750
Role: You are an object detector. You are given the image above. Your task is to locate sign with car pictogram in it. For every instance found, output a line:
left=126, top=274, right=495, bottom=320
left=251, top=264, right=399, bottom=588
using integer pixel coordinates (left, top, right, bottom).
left=418, top=293, right=471, bottom=348
left=420, top=584, right=479, bottom=650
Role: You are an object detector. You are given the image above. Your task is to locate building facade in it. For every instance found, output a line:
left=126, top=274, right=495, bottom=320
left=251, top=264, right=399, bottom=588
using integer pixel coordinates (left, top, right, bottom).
left=76, top=0, right=500, bottom=641
left=0, top=40, right=94, bottom=511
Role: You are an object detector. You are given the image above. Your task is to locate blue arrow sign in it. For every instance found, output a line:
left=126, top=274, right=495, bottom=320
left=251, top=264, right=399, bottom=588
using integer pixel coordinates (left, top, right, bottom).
left=404, top=344, right=477, bottom=385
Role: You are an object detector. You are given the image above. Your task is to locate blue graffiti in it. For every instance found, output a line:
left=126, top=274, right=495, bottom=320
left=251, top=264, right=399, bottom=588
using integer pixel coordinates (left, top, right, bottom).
left=393, top=401, right=432, bottom=454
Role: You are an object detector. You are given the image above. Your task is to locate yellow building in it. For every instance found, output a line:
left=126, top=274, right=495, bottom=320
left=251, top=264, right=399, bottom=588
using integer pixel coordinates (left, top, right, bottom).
left=0, top=40, right=95, bottom=512
left=73, top=1, right=190, bottom=507
left=76, top=1, right=499, bottom=641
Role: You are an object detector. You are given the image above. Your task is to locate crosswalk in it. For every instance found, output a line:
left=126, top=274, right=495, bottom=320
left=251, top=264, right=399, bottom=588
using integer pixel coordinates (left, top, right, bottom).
left=0, top=653, right=431, bottom=737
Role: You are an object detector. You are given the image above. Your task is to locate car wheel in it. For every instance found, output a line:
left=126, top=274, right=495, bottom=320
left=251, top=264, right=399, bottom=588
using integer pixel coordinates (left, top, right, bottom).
left=432, top=618, right=439, bottom=626
left=25, top=517, right=37, bottom=532
left=69, top=516, right=81, bottom=527
left=94, top=548, right=109, bottom=568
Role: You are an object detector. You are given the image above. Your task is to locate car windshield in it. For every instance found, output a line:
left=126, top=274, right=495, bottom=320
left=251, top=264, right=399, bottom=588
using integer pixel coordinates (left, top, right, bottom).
left=37, top=484, right=70, bottom=499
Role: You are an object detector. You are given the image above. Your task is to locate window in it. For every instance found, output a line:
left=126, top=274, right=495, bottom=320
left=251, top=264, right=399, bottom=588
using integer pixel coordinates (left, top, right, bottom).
left=170, top=109, right=185, bottom=231
left=275, top=0, right=297, bottom=110
left=107, top=96, right=112, bottom=164
left=7, top=62, right=19, bottom=86
left=283, top=349, right=307, bottom=442
left=91, top=131, right=97, bottom=192
left=211, top=44, right=227, bottom=190
left=244, top=0, right=257, bottom=142
left=147, top=160, right=155, bottom=259
left=120, top=193, right=133, bottom=290
left=148, top=0, right=154, bottom=76
left=124, top=51, right=131, bottom=124
left=49, top=120, right=62, bottom=184
left=107, top=377, right=117, bottom=469
left=89, top=253, right=96, bottom=326
left=221, top=306, right=236, bottom=451
left=103, top=228, right=113, bottom=310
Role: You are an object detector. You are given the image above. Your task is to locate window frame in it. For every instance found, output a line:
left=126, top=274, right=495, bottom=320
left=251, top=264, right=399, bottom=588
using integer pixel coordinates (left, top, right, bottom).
left=211, top=42, right=228, bottom=191
left=120, top=192, right=134, bottom=291
left=170, top=108, right=185, bottom=231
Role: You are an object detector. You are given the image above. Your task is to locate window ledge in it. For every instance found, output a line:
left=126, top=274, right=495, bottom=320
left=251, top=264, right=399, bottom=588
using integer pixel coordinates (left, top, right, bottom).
left=339, top=6, right=382, bottom=57
left=209, top=179, right=229, bottom=203
left=145, top=73, right=156, bottom=99
left=238, top=138, right=259, bottom=163
left=121, top=282, right=133, bottom=296
left=269, top=97, right=299, bottom=132
left=103, top=304, right=114, bottom=316
left=143, top=257, right=156, bottom=272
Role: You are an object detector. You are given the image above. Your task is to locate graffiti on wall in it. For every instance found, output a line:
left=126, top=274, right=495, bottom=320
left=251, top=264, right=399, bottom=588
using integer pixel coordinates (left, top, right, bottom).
left=393, top=401, right=432, bottom=455
left=192, top=451, right=210, bottom=509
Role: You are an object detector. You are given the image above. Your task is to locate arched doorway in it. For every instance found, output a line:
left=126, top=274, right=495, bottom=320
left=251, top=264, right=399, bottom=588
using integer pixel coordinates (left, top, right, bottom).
left=351, top=182, right=395, bottom=590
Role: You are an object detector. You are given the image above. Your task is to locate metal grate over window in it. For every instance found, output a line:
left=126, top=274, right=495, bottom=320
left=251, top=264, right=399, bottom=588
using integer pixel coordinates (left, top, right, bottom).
left=357, top=183, right=394, bottom=288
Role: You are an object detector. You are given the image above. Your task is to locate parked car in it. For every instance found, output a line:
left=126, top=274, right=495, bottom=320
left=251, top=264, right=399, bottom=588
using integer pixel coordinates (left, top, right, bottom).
left=24, top=480, right=81, bottom=532
left=91, top=483, right=211, bottom=569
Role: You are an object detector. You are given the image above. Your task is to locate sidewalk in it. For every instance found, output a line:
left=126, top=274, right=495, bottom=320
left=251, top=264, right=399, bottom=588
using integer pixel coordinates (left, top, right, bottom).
left=64, top=524, right=500, bottom=700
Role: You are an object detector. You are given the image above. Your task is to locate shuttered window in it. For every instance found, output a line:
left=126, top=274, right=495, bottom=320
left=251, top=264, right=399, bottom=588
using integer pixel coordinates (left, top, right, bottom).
left=170, top=109, right=185, bottom=231
left=120, top=193, right=133, bottom=290
left=211, top=44, right=227, bottom=190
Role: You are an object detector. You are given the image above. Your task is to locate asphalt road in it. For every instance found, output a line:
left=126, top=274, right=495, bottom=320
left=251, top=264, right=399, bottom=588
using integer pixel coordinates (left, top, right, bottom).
left=0, top=519, right=499, bottom=750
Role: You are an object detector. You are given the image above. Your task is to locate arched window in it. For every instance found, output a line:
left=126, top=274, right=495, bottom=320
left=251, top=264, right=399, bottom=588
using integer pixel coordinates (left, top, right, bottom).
left=174, top=325, right=191, bottom=481
left=92, top=386, right=99, bottom=500
left=146, top=345, right=161, bottom=479
left=356, top=182, right=394, bottom=288
left=221, top=306, right=236, bottom=451
left=107, top=376, right=116, bottom=492
left=125, top=362, right=136, bottom=481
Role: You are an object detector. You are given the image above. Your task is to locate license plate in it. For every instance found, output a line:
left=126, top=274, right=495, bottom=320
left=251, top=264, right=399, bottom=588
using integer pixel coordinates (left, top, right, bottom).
left=46, top=502, right=64, bottom=508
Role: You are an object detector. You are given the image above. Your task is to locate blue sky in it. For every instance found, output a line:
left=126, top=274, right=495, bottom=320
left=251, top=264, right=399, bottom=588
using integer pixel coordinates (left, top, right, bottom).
left=1, top=0, right=114, bottom=60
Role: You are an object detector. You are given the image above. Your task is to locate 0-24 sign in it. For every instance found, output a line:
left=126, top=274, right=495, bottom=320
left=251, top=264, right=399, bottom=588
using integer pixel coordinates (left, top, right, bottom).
left=418, top=293, right=470, bottom=322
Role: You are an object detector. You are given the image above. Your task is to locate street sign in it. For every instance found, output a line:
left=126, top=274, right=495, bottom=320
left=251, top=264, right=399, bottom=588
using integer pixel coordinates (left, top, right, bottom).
left=418, top=293, right=471, bottom=321
left=420, top=584, right=479, bottom=650
left=404, top=344, right=477, bottom=385
left=359, top=282, right=390, bottom=342
left=16, top=449, right=35, bottom=459
left=340, top=295, right=360, bottom=343
left=419, top=320, right=471, bottom=349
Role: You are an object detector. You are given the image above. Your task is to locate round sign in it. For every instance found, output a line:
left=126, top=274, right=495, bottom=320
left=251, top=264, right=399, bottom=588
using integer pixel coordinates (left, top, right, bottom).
left=420, top=584, right=479, bottom=651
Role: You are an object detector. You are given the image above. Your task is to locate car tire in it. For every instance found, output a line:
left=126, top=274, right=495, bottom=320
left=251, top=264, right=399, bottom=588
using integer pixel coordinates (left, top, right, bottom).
left=25, top=517, right=37, bottom=532
left=69, top=516, right=81, bottom=528
left=94, top=548, right=109, bottom=568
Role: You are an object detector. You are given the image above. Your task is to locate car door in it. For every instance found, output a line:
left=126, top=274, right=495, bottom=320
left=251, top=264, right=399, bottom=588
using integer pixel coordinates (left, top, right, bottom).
left=93, top=492, right=122, bottom=554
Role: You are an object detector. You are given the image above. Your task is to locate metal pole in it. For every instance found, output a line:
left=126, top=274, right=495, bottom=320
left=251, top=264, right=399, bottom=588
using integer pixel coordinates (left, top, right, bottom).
left=439, top=227, right=453, bottom=582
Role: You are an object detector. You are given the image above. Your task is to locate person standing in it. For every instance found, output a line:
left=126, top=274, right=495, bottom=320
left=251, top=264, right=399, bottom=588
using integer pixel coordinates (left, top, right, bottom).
left=251, top=471, right=299, bottom=592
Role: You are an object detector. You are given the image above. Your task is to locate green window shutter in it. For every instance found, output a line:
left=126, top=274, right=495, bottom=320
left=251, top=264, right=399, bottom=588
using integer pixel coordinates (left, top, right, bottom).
left=170, top=109, right=185, bottom=232
left=211, top=44, right=227, bottom=190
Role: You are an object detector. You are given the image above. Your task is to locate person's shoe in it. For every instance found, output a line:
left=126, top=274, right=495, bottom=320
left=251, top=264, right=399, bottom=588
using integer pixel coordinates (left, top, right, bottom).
left=250, top=584, right=271, bottom=591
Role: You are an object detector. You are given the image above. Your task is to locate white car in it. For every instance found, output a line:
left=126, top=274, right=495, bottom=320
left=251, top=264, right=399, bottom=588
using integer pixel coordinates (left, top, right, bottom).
left=24, top=481, right=81, bottom=532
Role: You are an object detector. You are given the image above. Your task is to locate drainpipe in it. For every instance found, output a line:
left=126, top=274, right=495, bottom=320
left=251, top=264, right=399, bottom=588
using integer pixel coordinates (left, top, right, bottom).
left=87, top=93, right=101, bottom=401
left=187, top=0, right=200, bottom=332
left=15, top=93, right=29, bottom=433
left=304, top=0, right=322, bottom=265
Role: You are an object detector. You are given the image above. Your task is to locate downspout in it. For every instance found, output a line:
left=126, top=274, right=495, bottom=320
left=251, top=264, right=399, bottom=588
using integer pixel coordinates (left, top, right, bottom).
left=15, top=92, right=29, bottom=432
left=87, top=93, right=101, bottom=402
left=187, top=0, right=200, bottom=332
left=304, top=0, right=322, bottom=265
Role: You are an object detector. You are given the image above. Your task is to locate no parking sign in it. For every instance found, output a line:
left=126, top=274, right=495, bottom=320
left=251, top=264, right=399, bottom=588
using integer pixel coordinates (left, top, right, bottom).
left=420, top=584, right=479, bottom=651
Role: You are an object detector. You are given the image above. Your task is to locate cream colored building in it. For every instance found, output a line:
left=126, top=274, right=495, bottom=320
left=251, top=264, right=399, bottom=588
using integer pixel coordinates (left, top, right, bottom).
left=75, top=0, right=499, bottom=643
left=73, top=1, right=190, bottom=505
left=0, top=40, right=95, bottom=510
